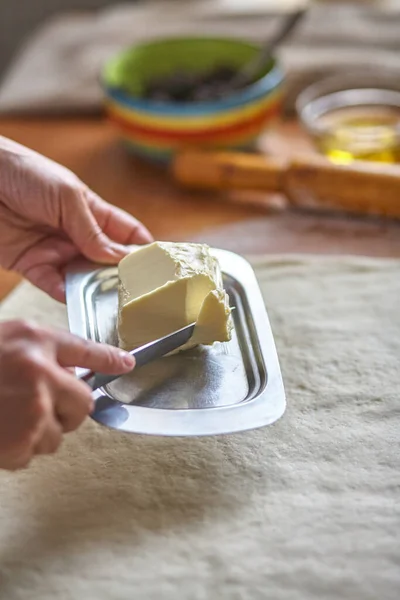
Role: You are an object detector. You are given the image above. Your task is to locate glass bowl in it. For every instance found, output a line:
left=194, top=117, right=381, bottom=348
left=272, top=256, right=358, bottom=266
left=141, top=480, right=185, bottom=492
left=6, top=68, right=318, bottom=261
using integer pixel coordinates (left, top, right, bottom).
left=296, top=72, right=400, bottom=164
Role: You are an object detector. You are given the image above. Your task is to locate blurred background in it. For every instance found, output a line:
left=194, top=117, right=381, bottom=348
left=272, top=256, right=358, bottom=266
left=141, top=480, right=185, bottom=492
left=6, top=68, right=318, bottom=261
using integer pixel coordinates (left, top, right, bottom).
left=0, top=0, right=399, bottom=286
left=0, top=0, right=115, bottom=78
left=1, top=1, right=398, bottom=82
left=0, top=0, right=399, bottom=162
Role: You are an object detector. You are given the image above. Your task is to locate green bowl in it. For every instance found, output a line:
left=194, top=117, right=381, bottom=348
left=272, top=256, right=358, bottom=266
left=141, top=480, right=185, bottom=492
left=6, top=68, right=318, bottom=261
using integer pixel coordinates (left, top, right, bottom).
left=103, top=37, right=285, bottom=162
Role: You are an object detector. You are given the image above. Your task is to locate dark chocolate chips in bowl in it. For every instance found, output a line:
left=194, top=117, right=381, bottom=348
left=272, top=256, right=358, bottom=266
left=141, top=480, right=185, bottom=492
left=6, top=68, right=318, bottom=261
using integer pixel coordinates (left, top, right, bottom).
left=143, top=66, right=244, bottom=103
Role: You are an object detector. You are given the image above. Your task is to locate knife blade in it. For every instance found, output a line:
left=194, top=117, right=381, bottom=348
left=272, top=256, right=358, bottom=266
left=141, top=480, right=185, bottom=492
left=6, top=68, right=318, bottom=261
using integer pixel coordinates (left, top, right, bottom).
left=78, top=323, right=195, bottom=392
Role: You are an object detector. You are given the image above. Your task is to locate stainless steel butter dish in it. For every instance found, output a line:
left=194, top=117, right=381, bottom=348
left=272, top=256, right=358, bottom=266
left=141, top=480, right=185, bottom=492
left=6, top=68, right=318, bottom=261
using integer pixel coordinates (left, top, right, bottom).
left=65, top=249, right=286, bottom=436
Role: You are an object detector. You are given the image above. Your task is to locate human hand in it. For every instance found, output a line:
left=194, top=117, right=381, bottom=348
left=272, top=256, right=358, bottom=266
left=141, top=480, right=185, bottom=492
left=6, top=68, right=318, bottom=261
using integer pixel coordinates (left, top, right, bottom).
left=0, top=319, right=135, bottom=470
left=0, top=136, right=153, bottom=302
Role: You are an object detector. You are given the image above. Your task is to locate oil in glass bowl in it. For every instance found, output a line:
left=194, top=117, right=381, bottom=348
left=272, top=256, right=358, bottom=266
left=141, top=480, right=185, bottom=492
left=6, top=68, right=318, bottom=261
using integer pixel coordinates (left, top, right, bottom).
left=297, top=75, right=400, bottom=165
left=315, top=104, right=400, bottom=164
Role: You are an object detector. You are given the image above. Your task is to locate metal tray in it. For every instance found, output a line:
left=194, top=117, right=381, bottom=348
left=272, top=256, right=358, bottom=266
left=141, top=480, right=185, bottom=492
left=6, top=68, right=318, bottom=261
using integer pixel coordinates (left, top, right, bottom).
left=66, top=249, right=285, bottom=436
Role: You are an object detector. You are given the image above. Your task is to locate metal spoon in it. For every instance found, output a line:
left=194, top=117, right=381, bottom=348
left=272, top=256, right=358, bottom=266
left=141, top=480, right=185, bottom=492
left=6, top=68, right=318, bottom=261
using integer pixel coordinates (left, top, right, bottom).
left=230, top=8, right=307, bottom=90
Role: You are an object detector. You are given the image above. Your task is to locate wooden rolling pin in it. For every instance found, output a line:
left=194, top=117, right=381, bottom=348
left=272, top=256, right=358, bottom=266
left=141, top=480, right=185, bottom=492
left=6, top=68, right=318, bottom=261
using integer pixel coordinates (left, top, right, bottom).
left=172, top=150, right=400, bottom=219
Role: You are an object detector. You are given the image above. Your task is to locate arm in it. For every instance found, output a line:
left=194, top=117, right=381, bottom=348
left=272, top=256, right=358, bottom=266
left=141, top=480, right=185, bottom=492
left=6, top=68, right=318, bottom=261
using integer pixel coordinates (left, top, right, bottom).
left=0, top=136, right=150, bottom=469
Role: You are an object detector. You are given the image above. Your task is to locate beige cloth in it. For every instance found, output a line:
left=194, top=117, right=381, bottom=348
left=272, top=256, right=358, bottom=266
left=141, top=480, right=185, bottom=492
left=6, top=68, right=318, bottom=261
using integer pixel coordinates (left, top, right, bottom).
left=0, top=0, right=399, bottom=115
left=0, top=255, right=399, bottom=599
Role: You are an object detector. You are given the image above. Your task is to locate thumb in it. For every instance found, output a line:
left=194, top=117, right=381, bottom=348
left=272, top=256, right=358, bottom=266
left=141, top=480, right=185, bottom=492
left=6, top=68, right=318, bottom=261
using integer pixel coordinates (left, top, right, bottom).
left=62, top=187, right=129, bottom=264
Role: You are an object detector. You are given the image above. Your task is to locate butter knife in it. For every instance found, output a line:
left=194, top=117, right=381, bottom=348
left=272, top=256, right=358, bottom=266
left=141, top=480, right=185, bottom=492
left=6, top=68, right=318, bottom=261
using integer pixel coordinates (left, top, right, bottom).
left=78, top=323, right=195, bottom=392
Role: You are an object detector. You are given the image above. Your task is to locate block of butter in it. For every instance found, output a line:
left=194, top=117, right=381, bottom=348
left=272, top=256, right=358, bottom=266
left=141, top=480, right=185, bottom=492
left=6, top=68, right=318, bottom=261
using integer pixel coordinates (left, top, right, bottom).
left=118, top=242, right=233, bottom=351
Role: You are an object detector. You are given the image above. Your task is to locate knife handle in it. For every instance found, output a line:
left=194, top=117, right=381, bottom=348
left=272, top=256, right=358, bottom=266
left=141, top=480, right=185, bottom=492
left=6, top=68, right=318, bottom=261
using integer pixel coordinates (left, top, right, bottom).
left=77, top=340, right=163, bottom=392
left=78, top=369, right=117, bottom=392
left=76, top=323, right=195, bottom=393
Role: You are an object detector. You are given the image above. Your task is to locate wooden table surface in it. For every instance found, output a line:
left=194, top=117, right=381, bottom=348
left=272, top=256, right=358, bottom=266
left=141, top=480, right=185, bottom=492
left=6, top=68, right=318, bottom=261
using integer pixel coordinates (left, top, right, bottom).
left=1, top=117, right=400, bottom=302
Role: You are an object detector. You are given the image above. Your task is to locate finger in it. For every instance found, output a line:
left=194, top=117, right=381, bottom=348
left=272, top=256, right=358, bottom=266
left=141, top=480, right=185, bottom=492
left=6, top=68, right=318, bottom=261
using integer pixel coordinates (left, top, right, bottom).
left=12, top=237, right=79, bottom=303
left=0, top=378, right=53, bottom=469
left=0, top=451, right=32, bottom=471
left=33, top=418, right=63, bottom=455
left=61, top=187, right=139, bottom=264
left=0, top=434, right=36, bottom=471
left=46, top=328, right=135, bottom=374
left=24, top=265, right=66, bottom=303
left=50, top=368, right=94, bottom=433
left=87, top=191, right=153, bottom=246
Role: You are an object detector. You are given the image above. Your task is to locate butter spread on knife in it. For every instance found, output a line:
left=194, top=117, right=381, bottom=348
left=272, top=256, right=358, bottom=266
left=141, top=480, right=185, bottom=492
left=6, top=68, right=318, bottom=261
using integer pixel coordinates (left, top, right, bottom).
left=118, top=242, right=233, bottom=352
